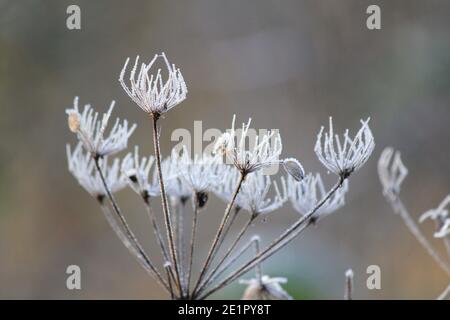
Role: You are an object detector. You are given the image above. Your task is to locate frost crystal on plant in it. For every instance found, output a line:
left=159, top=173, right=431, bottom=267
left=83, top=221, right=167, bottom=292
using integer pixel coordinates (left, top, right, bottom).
left=287, top=173, right=348, bottom=222
left=239, top=275, right=293, bottom=300
left=315, top=117, right=374, bottom=178
left=218, top=169, right=287, bottom=217
left=65, top=97, right=136, bottom=157
left=419, top=195, right=450, bottom=238
left=213, top=115, right=287, bottom=175
left=159, top=155, right=192, bottom=201
left=378, top=147, right=408, bottom=201
left=119, top=53, right=188, bottom=115
left=67, top=142, right=126, bottom=199
left=176, top=148, right=223, bottom=194
left=121, top=146, right=160, bottom=200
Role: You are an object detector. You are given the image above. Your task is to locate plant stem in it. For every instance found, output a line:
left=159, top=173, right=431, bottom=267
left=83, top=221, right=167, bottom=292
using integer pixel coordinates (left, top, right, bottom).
left=186, top=194, right=199, bottom=298
left=253, top=237, right=262, bottom=285
left=345, top=270, right=353, bottom=300
left=392, top=198, right=450, bottom=276
left=192, top=172, right=246, bottom=295
left=150, top=114, right=182, bottom=291
left=195, top=237, right=259, bottom=298
left=144, top=200, right=170, bottom=262
left=195, top=213, right=254, bottom=296
left=165, top=264, right=174, bottom=300
left=94, top=159, right=169, bottom=292
left=98, top=202, right=169, bottom=292
left=198, top=177, right=343, bottom=299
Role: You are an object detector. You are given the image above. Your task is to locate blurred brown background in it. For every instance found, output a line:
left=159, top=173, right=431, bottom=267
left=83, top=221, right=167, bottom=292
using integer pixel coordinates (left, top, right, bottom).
left=0, top=0, right=449, bottom=299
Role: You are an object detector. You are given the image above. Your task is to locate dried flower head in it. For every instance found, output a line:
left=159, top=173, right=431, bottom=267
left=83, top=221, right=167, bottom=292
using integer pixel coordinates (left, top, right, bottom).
left=287, top=172, right=348, bottom=223
left=315, top=117, right=374, bottom=179
left=121, top=146, right=160, bottom=201
left=160, top=155, right=192, bottom=201
left=239, top=275, right=293, bottom=300
left=419, top=195, right=450, bottom=238
left=66, top=97, right=136, bottom=157
left=119, top=53, right=188, bottom=116
left=213, top=115, right=285, bottom=175
left=378, top=147, right=408, bottom=201
left=214, top=167, right=287, bottom=216
left=67, top=143, right=126, bottom=200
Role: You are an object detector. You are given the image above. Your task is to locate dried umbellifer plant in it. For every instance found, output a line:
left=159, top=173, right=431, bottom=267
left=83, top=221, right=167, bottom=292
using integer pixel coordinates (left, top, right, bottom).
left=378, top=147, right=450, bottom=300
left=65, top=52, right=375, bottom=300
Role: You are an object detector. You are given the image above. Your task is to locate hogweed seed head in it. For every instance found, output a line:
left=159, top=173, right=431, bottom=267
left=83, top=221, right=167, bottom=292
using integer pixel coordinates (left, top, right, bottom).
left=378, top=147, right=408, bottom=201
left=67, top=142, right=126, bottom=198
left=213, top=167, right=287, bottom=217
left=239, top=275, right=293, bottom=300
left=121, top=146, right=159, bottom=200
left=213, top=115, right=285, bottom=175
left=315, top=117, right=374, bottom=179
left=66, top=97, right=136, bottom=158
left=419, top=195, right=450, bottom=238
left=119, top=53, right=187, bottom=116
left=287, top=172, right=348, bottom=223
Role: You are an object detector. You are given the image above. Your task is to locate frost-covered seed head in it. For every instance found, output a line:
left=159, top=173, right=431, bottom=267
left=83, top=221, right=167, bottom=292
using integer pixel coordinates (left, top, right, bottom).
left=213, top=115, right=284, bottom=175
left=377, top=147, right=408, bottom=201
left=159, top=155, right=192, bottom=201
left=119, top=53, right=187, bottom=115
left=67, top=143, right=126, bottom=198
left=175, top=147, right=223, bottom=194
left=287, top=172, right=348, bottom=223
left=65, top=97, right=136, bottom=157
left=121, top=146, right=159, bottom=200
left=419, top=195, right=450, bottom=238
left=315, top=117, right=374, bottom=179
left=215, top=168, right=287, bottom=217
left=239, top=275, right=293, bottom=300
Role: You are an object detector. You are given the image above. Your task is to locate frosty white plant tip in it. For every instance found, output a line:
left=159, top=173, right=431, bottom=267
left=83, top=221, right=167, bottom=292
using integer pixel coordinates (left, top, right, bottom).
left=345, top=269, right=354, bottom=278
left=119, top=52, right=188, bottom=116
left=419, top=195, right=450, bottom=238
left=214, top=115, right=283, bottom=175
left=378, top=147, right=408, bottom=201
left=67, top=142, right=126, bottom=200
left=240, top=275, right=293, bottom=300
left=287, top=172, right=348, bottom=223
left=66, top=97, right=136, bottom=157
left=315, top=117, right=375, bottom=179
left=121, top=146, right=159, bottom=200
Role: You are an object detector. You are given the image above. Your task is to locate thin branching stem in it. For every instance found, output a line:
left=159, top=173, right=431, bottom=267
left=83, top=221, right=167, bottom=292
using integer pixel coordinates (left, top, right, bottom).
left=186, top=195, right=200, bottom=298
left=195, top=213, right=254, bottom=295
left=195, top=236, right=259, bottom=297
left=390, top=197, right=450, bottom=276
left=98, top=202, right=169, bottom=292
left=192, top=171, right=246, bottom=295
left=175, top=199, right=188, bottom=295
left=94, top=158, right=169, bottom=292
left=345, top=270, right=353, bottom=300
left=165, top=264, right=174, bottom=300
left=151, top=113, right=182, bottom=293
left=198, top=177, right=344, bottom=299
left=254, top=237, right=263, bottom=285
left=144, top=200, right=170, bottom=262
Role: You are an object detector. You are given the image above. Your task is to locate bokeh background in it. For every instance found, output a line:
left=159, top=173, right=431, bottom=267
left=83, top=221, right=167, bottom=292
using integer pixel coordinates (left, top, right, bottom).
left=0, top=0, right=449, bottom=299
